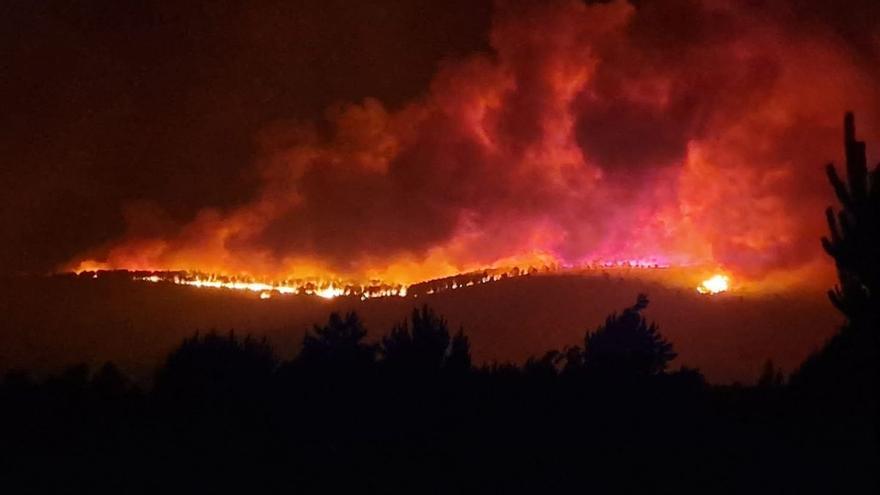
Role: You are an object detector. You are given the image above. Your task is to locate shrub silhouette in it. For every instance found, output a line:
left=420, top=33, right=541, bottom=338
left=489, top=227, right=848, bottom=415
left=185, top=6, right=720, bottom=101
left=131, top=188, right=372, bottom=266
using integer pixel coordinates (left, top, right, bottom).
left=582, top=294, right=676, bottom=376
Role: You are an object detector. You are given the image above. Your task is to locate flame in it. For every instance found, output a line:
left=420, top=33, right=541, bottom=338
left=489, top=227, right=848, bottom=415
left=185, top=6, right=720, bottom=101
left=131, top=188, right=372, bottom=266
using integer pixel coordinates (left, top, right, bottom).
left=132, top=271, right=409, bottom=300
left=314, top=284, right=344, bottom=299
left=81, top=258, right=731, bottom=301
left=697, top=275, right=730, bottom=295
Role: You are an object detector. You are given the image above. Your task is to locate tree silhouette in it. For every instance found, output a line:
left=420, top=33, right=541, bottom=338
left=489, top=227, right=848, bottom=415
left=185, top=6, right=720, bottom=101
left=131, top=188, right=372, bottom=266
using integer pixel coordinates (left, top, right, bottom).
left=45, top=363, right=91, bottom=403
left=792, top=113, right=877, bottom=416
left=561, top=345, right=584, bottom=375
left=756, top=359, right=784, bottom=389
left=90, top=361, right=131, bottom=400
left=822, top=112, right=880, bottom=328
left=380, top=305, right=471, bottom=373
left=583, top=294, right=676, bottom=376
left=524, top=350, right=562, bottom=380
left=296, top=311, right=376, bottom=371
left=154, top=331, right=277, bottom=402
left=446, top=327, right=472, bottom=373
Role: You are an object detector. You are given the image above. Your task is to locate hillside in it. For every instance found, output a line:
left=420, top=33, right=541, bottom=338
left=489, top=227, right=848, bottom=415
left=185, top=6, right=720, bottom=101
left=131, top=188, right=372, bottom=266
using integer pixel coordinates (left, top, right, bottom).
left=0, top=273, right=840, bottom=383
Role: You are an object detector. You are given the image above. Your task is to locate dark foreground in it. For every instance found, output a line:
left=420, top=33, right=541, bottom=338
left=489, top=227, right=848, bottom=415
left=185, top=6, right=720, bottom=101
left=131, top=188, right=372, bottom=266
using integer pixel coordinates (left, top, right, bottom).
left=1, top=303, right=876, bottom=494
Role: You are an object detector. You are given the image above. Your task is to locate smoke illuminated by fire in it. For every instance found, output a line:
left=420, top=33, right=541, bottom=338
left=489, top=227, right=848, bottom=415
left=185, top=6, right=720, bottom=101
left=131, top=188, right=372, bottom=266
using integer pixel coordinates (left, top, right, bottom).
left=68, top=0, right=880, bottom=293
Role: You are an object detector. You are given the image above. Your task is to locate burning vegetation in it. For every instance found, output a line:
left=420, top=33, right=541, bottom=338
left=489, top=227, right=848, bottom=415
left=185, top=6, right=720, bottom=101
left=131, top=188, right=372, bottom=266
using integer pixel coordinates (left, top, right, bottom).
left=76, top=259, right=733, bottom=301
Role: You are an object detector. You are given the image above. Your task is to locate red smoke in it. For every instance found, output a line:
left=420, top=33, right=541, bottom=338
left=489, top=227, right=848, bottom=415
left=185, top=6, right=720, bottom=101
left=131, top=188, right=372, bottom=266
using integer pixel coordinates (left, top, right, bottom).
left=72, top=0, right=880, bottom=289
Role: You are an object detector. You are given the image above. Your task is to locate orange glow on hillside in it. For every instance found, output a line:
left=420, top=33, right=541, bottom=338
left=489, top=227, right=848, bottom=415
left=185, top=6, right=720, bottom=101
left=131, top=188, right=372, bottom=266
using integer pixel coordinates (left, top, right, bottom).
left=75, top=259, right=754, bottom=303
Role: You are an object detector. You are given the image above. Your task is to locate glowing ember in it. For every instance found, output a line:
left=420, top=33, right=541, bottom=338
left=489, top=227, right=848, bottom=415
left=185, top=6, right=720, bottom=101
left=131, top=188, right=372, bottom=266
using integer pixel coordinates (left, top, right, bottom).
left=697, top=275, right=730, bottom=295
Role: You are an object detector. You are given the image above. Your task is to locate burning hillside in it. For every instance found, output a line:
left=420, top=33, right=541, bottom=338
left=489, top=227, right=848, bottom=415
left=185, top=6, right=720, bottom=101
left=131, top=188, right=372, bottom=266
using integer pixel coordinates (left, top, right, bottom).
left=75, top=259, right=732, bottom=302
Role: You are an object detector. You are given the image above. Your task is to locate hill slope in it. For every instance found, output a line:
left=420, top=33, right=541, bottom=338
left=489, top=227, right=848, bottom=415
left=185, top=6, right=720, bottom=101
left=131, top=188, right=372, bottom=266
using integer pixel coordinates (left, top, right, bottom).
left=0, top=273, right=839, bottom=383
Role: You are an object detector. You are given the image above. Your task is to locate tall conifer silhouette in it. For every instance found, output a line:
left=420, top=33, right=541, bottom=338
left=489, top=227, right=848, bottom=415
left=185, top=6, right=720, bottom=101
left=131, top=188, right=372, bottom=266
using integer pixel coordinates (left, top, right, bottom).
left=822, top=113, right=880, bottom=329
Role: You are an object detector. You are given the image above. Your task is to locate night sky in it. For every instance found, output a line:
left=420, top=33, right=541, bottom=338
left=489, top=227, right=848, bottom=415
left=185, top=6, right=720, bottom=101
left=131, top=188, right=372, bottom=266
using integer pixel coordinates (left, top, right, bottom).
left=2, top=0, right=492, bottom=274
left=3, top=0, right=880, bottom=286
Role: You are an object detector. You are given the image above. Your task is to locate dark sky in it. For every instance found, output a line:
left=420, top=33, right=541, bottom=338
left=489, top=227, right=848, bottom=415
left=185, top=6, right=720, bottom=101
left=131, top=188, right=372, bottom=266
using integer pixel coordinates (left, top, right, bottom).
left=1, top=0, right=492, bottom=274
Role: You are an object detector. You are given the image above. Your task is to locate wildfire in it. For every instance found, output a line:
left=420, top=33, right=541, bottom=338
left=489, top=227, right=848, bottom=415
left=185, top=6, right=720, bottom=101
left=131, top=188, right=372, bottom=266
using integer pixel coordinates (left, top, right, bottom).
left=136, top=272, right=407, bottom=300
left=697, top=275, right=730, bottom=295
left=56, top=1, right=877, bottom=298
left=76, top=258, right=720, bottom=301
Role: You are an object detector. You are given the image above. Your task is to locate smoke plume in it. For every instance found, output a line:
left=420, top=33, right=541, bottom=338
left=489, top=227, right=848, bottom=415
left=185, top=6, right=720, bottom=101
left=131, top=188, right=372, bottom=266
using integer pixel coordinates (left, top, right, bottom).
left=74, top=0, right=880, bottom=287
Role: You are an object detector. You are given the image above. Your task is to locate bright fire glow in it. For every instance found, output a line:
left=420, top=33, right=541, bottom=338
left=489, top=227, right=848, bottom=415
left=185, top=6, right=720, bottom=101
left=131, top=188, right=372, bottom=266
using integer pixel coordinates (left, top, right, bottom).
left=134, top=271, right=409, bottom=300
left=81, top=259, right=702, bottom=301
left=314, top=284, right=344, bottom=299
left=697, top=275, right=730, bottom=295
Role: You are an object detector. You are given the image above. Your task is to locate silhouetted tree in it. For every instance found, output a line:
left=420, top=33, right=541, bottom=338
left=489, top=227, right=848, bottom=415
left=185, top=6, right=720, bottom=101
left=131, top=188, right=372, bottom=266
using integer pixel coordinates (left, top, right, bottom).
left=756, top=359, right=784, bottom=389
left=666, top=366, right=705, bottom=392
left=90, top=361, right=131, bottom=399
left=793, top=113, right=879, bottom=411
left=45, top=363, right=91, bottom=402
left=446, top=327, right=472, bottom=373
left=296, top=312, right=376, bottom=371
left=380, top=306, right=471, bottom=373
left=154, top=331, right=277, bottom=402
left=583, top=294, right=676, bottom=377
left=524, top=350, right=561, bottom=380
left=561, top=345, right=584, bottom=375
left=822, top=112, right=880, bottom=328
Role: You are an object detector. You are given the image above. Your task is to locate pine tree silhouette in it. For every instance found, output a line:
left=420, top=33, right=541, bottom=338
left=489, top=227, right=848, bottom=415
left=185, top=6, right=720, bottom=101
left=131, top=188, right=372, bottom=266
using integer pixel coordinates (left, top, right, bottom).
left=297, top=312, right=376, bottom=371
left=793, top=113, right=879, bottom=415
left=380, top=306, right=471, bottom=373
left=822, top=112, right=880, bottom=328
left=583, top=294, right=676, bottom=376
